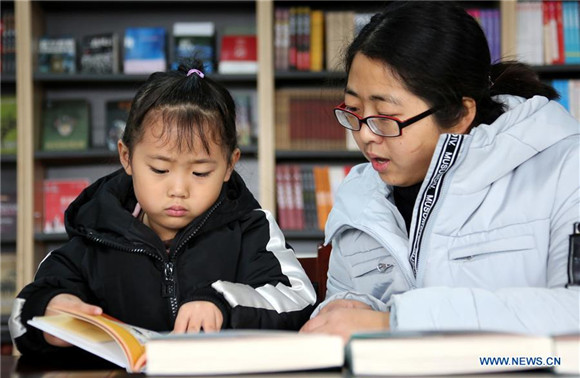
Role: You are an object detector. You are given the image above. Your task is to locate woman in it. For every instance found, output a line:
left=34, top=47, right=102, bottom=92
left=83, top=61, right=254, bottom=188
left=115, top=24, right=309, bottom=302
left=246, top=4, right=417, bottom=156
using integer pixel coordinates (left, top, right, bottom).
left=301, top=2, right=579, bottom=342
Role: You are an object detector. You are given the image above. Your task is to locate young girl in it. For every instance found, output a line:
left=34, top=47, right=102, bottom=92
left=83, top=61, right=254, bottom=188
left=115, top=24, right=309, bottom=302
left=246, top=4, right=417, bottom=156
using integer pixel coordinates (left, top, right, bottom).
left=301, top=2, right=579, bottom=341
left=10, top=63, right=316, bottom=356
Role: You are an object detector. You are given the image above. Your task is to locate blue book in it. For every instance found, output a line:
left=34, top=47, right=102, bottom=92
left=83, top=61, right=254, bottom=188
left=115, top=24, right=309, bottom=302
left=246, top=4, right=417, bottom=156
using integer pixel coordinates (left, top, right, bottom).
left=552, top=79, right=570, bottom=111
left=123, top=27, right=167, bottom=74
left=563, top=2, right=580, bottom=64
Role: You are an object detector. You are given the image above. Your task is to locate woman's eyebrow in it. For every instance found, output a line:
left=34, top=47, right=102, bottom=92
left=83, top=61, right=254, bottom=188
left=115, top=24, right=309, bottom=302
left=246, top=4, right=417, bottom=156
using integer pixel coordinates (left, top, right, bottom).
left=345, top=87, right=402, bottom=106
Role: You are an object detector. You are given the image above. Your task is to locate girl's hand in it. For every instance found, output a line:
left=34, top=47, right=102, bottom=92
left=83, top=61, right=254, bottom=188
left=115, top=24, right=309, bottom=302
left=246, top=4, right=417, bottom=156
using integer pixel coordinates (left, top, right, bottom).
left=44, top=293, right=103, bottom=347
left=173, top=301, right=223, bottom=334
left=300, top=307, right=390, bottom=344
left=318, top=299, right=372, bottom=314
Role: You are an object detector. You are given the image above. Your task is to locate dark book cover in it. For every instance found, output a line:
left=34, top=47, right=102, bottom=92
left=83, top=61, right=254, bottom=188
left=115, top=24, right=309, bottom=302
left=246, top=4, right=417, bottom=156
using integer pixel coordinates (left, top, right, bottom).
left=171, top=22, right=214, bottom=73
left=38, top=37, right=77, bottom=74
left=0, top=191, right=16, bottom=237
left=80, top=33, right=119, bottom=74
left=105, top=99, right=132, bottom=151
left=41, top=99, right=90, bottom=151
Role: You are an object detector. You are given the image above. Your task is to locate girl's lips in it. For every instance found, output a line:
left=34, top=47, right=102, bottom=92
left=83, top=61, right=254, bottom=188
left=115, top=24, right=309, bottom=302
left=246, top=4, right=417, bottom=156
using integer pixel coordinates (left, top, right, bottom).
left=370, top=157, right=390, bottom=172
left=166, top=207, right=187, bottom=217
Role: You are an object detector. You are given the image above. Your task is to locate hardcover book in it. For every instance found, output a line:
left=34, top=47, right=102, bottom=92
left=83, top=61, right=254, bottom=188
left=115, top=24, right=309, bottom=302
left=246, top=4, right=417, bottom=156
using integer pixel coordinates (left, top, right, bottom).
left=43, top=178, right=90, bottom=234
left=37, top=37, right=76, bottom=74
left=0, top=191, right=17, bottom=237
left=0, top=95, right=17, bottom=154
left=171, top=22, right=214, bottom=73
left=347, top=330, right=570, bottom=376
left=124, top=27, right=166, bottom=74
left=105, top=99, right=132, bottom=151
left=0, top=251, right=16, bottom=316
left=218, top=34, right=257, bottom=74
left=80, top=33, right=120, bottom=74
left=29, top=306, right=344, bottom=375
left=41, top=99, right=90, bottom=151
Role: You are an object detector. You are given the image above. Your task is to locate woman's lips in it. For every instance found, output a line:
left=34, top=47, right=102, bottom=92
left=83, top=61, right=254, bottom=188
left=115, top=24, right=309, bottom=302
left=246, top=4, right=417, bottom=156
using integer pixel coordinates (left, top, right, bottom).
left=370, top=157, right=390, bottom=172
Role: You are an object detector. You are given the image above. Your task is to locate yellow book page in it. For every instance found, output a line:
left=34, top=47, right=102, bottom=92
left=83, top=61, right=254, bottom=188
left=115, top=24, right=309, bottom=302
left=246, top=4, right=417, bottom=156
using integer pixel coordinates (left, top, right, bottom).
left=53, top=308, right=146, bottom=372
left=38, top=314, right=113, bottom=343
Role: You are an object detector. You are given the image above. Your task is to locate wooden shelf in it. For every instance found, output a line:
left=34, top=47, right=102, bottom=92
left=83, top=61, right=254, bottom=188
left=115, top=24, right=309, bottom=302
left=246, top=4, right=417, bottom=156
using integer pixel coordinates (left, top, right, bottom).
left=34, top=73, right=257, bottom=85
left=532, top=64, right=580, bottom=75
left=1, top=74, right=16, bottom=84
left=283, top=229, right=325, bottom=240
left=1, top=155, right=17, bottom=164
left=276, top=150, right=365, bottom=161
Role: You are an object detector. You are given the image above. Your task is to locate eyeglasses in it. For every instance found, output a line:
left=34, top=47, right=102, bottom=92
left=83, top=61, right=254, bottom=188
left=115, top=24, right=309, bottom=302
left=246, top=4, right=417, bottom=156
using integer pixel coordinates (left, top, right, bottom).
left=334, top=102, right=440, bottom=137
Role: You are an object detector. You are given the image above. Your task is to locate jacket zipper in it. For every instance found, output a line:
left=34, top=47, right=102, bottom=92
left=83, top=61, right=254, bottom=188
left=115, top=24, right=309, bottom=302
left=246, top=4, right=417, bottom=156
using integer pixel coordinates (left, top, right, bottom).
left=166, top=199, right=224, bottom=319
left=85, top=199, right=223, bottom=321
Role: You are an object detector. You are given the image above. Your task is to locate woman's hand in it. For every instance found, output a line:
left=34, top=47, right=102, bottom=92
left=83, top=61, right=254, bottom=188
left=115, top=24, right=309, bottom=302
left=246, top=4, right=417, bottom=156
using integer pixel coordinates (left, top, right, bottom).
left=318, top=299, right=372, bottom=313
left=44, top=294, right=103, bottom=347
left=173, top=301, right=223, bottom=334
left=300, top=302, right=390, bottom=343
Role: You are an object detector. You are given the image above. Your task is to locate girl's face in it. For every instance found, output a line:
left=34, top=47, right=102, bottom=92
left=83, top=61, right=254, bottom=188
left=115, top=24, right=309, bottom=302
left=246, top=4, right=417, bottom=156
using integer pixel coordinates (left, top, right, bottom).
left=119, top=118, right=239, bottom=241
left=346, top=53, right=448, bottom=187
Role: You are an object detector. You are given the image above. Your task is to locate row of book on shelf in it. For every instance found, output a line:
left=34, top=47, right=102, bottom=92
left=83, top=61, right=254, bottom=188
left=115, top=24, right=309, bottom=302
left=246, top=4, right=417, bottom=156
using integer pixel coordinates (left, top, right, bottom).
left=275, top=88, right=358, bottom=151
left=26, top=305, right=580, bottom=376
left=274, top=6, right=373, bottom=72
left=276, top=164, right=353, bottom=232
left=502, top=0, right=580, bottom=66
left=1, top=10, right=15, bottom=74
left=37, top=22, right=256, bottom=76
left=273, top=2, right=580, bottom=73
left=0, top=90, right=257, bottom=155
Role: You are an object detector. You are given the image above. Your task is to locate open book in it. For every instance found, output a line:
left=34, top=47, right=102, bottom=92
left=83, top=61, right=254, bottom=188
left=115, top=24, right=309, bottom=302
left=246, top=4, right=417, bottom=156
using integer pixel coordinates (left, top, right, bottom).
left=28, top=307, right=160, bottom=372
left=347, top=330, right=580, bottom=376
left=28, top=307, right=344, bottom=375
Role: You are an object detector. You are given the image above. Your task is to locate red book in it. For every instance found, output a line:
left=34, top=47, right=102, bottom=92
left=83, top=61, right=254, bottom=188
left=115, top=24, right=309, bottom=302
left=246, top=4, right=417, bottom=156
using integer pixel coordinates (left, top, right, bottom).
left=554, top=1, right=565, bottom=64
left=218, top=35, right=257, bottom=74
left=43, top=179, right=90, bottom=234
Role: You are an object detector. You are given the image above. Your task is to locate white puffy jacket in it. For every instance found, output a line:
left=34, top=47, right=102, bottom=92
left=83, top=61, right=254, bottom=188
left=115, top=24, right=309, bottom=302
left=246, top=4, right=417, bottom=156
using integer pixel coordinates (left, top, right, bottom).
left=314, top=95, right=580, bottom=335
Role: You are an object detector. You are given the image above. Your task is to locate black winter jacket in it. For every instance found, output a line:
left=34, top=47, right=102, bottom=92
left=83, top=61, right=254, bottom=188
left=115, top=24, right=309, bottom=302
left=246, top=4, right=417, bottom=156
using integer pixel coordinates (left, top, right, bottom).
left=10, top=169, right=316, bottom=356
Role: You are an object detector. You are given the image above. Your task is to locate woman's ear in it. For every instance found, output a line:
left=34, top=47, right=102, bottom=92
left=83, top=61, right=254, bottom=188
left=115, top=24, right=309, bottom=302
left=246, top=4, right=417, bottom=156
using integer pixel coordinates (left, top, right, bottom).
left=118, top=140, right=132, bottom=175
left=449, top=97, right=477, bottom=134
left=224, top=148, right=241, bottom=182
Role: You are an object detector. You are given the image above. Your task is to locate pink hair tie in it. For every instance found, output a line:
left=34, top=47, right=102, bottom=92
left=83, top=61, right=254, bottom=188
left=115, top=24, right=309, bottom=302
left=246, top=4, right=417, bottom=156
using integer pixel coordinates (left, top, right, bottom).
left=187, top=69, right=204, bottom=78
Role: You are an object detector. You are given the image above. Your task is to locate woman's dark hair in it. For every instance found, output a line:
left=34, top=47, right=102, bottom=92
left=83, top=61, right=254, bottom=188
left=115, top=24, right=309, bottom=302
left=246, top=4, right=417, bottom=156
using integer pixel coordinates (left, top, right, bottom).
left=123, top=59, right=237, bottom=161
left=345, top=1, right=558, bottom=129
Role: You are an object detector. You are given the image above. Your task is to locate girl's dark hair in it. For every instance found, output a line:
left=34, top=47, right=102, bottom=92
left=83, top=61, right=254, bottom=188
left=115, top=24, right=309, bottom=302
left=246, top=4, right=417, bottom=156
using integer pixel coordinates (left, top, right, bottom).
left=345, top=1, right=558, bottom=129
left=123, top=59, right=237, bottom=160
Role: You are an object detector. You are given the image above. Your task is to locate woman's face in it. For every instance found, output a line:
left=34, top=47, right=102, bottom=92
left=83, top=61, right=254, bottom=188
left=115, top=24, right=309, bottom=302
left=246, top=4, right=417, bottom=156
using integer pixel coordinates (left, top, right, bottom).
left=346, top=53, right=445, bottom=187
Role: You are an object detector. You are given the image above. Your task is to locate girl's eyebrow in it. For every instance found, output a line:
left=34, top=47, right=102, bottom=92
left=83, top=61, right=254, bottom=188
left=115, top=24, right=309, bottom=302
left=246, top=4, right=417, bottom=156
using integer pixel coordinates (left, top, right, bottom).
left=345, top=87, right=402, bottom=106
left=148, top=155, right=216, bottom=164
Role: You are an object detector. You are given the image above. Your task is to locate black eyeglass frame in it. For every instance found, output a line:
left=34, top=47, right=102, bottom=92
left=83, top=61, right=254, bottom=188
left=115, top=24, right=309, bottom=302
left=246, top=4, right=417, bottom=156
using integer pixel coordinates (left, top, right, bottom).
left=334, top=102, right=441, bottom=137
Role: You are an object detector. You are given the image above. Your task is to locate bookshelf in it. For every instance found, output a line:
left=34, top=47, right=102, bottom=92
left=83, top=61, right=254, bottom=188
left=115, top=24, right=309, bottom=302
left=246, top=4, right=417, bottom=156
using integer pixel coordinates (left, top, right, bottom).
left=12, top=0, right=261, bottom=293
left=7, top=0, right=580, bottom=321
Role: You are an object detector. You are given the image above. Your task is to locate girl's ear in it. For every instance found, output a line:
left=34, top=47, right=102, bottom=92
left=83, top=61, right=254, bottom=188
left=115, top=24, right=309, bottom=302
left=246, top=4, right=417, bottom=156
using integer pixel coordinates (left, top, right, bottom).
left=224, top=148, right=241, bottom=182
left=449, top=97, right=477, bottom=135
left=118, top=140, right=133, bottom=175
